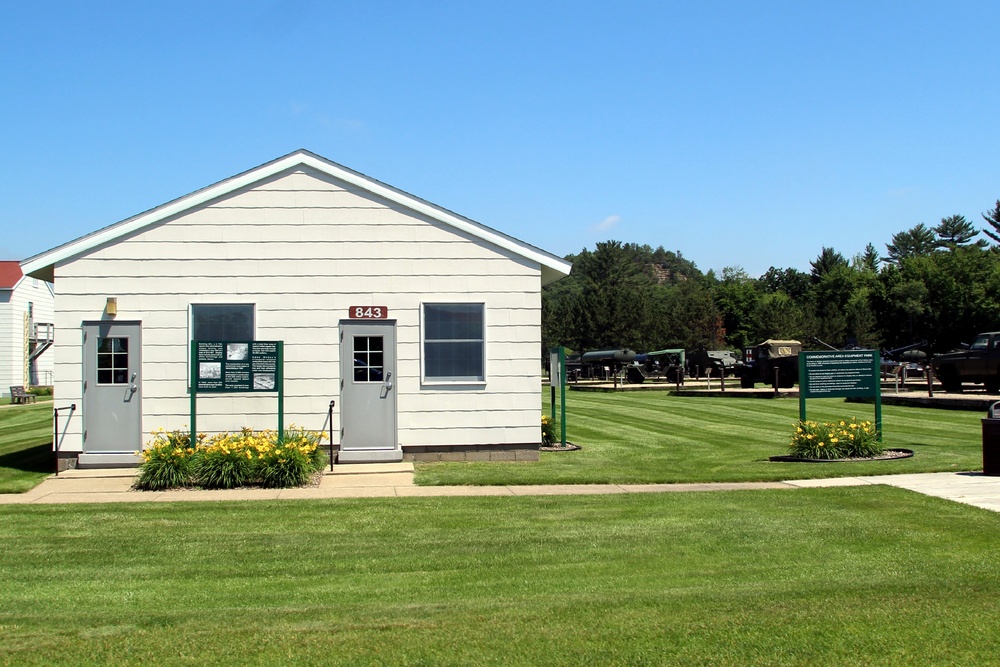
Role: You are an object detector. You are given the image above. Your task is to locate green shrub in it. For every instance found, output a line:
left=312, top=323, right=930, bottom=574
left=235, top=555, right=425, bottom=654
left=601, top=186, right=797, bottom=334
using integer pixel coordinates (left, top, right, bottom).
left=134, top=430, right=195, bottom=490
left=137, top=426, right=326, bottom=490
left=257, top=444, right=312, bottom=488
left=257, top=427, right=326, bottom=487
left=28, top=386, right=53, bottom=396
left=789, top=418, right=882, bottom=459
left=541, top=415, right=556, bottom=445
left=191, top=433, right=256, bottom=489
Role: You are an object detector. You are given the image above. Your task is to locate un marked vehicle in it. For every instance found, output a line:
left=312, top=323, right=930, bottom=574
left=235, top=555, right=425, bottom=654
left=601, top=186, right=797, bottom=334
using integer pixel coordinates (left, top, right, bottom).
left=735, top=339, right=802, bottom=389
left=931, top=332, right=1000, bottom=393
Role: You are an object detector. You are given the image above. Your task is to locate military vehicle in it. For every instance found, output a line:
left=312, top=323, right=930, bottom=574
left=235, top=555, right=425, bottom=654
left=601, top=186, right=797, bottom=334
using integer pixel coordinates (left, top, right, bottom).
left=626, top=349, right=685, bottom=384
left=931, top=332, right=1000, bottom=393
left=734, top=339, right=802, bottom=388
left=581, top=349, right=637, bottom=385
left=686, top=348, right=740, bottom=378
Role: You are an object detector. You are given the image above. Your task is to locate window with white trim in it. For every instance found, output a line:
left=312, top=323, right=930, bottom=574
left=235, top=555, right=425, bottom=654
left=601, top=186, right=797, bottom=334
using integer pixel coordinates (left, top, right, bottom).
left=423, top=303, right=485, bottom=382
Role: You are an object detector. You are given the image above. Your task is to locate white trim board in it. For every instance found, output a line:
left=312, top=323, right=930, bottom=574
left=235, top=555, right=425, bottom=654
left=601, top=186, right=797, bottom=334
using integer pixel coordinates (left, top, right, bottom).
left=21, top=150, right=572, bottom=285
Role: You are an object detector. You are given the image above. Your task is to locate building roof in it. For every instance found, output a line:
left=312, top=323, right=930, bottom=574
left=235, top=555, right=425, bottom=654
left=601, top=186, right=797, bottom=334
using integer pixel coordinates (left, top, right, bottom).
left=0, top=261, right=23, bottom=290
left=21, top=149, right=572, bottom=285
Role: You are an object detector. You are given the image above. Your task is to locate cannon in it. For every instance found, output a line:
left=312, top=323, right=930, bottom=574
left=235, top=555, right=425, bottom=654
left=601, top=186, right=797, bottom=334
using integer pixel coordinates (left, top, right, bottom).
left=626, top=349, right=685, bottom=384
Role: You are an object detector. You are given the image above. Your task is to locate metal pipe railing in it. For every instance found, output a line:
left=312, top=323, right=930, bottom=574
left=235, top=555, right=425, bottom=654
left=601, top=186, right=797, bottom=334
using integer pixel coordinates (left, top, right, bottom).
left=52, top=404, right=77, bottom=476
left=328, top=400, right=336, bottom=471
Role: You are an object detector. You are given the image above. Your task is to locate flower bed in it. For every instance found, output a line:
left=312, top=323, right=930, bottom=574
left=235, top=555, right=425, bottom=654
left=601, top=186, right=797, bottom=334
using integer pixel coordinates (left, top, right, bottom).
left=135, top=427, right=326, bottom=491
left=786, top=418, right=881, bottom=460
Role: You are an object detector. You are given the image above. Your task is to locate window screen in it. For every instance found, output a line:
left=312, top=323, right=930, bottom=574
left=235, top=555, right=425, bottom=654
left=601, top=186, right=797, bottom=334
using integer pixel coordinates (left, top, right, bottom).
left=423, top=303, right=484, bottom=381
left=191, top=304, right=255, bottom=341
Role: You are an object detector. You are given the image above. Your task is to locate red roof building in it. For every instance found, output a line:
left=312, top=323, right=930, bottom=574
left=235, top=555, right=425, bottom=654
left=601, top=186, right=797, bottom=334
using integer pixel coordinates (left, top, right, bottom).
left=0, top=261, right=23, bottom=289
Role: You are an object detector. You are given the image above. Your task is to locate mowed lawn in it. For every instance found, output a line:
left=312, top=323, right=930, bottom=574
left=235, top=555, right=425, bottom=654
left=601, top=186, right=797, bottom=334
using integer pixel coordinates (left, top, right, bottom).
left=0, top=402, right=54, bottom=493
left=417, top=392, right=984, bottom=486
left=2, top=490, right=1000, bottom=666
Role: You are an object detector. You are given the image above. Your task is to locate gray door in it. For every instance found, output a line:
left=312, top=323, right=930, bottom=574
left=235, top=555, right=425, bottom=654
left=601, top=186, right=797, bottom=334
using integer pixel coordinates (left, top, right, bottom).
left=340, top=321, right=397, bottom=451
left=82, top=322, right=142, bottom=453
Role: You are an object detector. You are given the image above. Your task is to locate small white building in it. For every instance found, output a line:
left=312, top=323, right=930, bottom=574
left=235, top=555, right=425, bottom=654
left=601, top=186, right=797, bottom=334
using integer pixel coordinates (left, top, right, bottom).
left=21, top=150, right=570, bottom=468
left=0, top=261, right=55, bottom=397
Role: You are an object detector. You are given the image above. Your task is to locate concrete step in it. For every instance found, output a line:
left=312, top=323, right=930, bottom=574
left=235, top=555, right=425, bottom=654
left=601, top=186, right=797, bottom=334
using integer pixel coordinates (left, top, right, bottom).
left=324, top=462, right=414, bottom=476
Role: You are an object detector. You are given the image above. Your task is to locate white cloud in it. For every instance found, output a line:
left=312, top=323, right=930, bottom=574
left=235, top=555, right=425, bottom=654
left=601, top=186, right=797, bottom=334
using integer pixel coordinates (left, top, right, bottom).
left=590, top=214, right=621, bottom=233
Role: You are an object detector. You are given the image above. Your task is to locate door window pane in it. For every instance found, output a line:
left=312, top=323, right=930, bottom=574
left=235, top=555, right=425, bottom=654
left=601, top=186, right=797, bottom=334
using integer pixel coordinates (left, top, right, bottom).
left=353, top=336, right=384, bottom=382
left=96, top=337, right=129, bottom=385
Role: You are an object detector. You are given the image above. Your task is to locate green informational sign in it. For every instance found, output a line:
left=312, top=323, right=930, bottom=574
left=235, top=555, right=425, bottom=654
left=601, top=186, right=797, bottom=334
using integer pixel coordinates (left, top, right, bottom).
left=799, top=350, right=882, bottom=440
left=190, top=341, right=285, bottom=446
left=195, top=341, right=280, bottom=393
left=800, top=350, right=879, bottom=398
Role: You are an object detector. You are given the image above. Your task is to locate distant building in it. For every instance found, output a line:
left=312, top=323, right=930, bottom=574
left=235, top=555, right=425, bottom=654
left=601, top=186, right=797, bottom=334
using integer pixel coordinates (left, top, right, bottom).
left=0, top=261, right=55, bottom=396
left=21, top=150, right=571, bottom=468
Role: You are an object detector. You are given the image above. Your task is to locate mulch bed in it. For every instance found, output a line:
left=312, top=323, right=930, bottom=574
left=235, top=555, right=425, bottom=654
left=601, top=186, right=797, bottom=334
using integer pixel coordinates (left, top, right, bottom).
left=540, top=443, right=582, bottom=452
left=769, top=449, right=914, bottom=463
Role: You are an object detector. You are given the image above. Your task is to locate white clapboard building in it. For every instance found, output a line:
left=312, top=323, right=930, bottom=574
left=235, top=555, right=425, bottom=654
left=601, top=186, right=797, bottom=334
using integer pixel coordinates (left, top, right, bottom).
left=21, top=150, right=570, bottom=468
left=0, top=261, right=55, bottom=397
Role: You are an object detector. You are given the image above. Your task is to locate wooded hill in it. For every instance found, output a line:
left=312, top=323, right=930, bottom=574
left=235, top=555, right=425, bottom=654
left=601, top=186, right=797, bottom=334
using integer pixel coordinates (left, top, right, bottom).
left=542, top=203, right=1000, bottom=355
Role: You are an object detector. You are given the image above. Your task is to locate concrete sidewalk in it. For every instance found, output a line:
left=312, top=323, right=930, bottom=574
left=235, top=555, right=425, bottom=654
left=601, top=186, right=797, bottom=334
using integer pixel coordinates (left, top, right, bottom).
left=1, top=464, right=998, bottom=513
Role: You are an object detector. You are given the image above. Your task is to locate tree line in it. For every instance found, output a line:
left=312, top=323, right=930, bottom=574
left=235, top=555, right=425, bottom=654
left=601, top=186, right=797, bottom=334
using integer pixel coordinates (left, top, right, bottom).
left=542, top=201, right=1000, bottom=355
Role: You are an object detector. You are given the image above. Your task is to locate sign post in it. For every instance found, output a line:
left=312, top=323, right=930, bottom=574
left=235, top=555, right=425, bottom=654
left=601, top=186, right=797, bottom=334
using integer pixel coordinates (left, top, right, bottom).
left=799, top=350, right=882, bottom=440
left=190, top=340, right=284, bottom=447
left=548, top=347, right=568, bottom=447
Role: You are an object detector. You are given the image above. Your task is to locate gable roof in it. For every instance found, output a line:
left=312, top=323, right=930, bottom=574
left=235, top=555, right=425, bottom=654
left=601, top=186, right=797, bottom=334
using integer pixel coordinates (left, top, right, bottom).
left=20, top=149, right=572, bottom=285
left=0, top=261, right=23, bottom=290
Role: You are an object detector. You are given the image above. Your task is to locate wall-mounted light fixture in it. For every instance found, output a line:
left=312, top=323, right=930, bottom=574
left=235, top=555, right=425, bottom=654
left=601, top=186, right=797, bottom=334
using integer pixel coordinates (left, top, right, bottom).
left=106, top=297, right=118, bottom=316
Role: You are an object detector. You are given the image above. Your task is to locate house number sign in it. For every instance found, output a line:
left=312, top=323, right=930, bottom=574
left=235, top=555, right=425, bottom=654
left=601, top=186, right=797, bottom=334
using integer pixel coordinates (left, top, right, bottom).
left=349, top=306, right=388, bottom=319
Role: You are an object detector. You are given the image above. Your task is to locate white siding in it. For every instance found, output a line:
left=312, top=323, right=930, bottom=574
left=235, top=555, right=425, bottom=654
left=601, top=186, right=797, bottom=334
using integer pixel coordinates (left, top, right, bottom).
left=51, top=166, right=543, bottom=452
left=1, top=278, right=55, bottom=396
left=0, top=290, right=12, bottom=395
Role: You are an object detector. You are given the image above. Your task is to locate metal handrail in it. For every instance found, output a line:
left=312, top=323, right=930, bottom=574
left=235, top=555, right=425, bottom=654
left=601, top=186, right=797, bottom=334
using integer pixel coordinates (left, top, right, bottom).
left=52, top=404, right=76, bottom=476
left=328, top=400, right=336, bottom=471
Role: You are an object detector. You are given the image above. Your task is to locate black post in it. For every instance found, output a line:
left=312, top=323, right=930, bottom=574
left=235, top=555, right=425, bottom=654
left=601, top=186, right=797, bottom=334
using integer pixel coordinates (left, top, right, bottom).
left=52, top=404, right=77, bottom=476
left=773, top=368, right=780, bottom=395
left=927, top=365, right=934, bottom=398
left=328, top=400, right=336, bottom=471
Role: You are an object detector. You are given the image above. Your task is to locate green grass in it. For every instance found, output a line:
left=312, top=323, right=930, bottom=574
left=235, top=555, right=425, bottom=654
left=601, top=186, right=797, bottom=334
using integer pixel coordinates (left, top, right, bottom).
left=2, top=490, right=1000, bottom=665
left=417, top=392, right=984, bottom=486
left=0, top=402, right=54, bottom=493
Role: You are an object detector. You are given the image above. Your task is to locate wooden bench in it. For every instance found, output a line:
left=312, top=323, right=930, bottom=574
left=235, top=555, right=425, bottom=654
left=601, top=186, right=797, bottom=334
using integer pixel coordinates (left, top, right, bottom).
left=9, top=386, right=36, bottom=404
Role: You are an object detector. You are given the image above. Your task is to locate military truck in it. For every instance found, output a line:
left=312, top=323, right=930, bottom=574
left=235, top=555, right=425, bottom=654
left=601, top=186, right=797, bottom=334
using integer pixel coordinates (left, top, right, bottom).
left=931, top=332, right=1000, bottom=393
left=735, top=339, right=802, bottom=389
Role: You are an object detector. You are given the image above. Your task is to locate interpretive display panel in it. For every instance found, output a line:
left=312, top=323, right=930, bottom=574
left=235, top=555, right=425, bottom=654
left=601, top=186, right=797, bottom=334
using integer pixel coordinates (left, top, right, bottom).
left=800, top=350, right=879, bottom=398
left=195, top=341, right=280, bottom=393
left=798, top=349, right=882, bottom=440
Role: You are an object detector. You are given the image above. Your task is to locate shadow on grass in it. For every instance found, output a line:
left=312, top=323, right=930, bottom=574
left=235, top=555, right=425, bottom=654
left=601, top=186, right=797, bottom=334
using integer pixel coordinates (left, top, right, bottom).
left=0, top=442, right=54, bottom=474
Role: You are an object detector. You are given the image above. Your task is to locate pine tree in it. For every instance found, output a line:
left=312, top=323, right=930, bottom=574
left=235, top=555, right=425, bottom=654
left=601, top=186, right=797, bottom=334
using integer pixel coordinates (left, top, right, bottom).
left=983, top=200, right=1000, bottom=245
left=883, top=223, right=936, bottom=264
left=934, top=214, right=986, bottom=249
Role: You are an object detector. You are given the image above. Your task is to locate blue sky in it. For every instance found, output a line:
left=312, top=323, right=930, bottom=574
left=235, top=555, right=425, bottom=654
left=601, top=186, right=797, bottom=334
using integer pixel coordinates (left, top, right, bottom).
left=3, top=1, right=999, bottom=276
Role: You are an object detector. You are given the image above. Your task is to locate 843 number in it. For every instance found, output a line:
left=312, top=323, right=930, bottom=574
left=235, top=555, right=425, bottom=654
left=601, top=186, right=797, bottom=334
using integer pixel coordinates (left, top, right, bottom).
left=350, top=306, right=387, bottom=319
